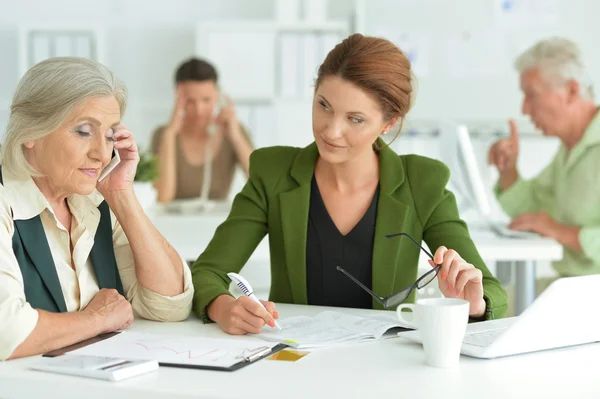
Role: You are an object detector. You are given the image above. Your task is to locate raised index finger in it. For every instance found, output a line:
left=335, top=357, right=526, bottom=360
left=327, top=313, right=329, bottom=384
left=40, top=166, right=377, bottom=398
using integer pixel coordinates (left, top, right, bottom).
left=509, top=119, right=519, bottom=148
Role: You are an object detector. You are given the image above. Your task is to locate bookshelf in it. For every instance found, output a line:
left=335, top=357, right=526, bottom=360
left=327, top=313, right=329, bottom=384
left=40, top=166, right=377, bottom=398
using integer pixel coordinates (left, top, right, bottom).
left=18, top=25, right=105, bottom=77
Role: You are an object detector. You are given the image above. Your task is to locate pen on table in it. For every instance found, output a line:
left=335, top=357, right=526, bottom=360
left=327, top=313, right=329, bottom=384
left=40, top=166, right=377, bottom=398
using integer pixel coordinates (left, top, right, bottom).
left=227, top=272, right=282, bottom=331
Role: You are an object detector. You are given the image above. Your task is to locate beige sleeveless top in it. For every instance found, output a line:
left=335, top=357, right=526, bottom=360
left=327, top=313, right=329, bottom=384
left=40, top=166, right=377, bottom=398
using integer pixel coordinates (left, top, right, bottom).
left=151, top=125, right=251, bottom=200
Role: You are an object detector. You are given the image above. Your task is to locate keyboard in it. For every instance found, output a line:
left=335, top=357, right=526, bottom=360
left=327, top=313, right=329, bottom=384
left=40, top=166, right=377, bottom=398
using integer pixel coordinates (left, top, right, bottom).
left=463, top=328, right=508, bottom=348
left=488, top=222, right=539, bottom=239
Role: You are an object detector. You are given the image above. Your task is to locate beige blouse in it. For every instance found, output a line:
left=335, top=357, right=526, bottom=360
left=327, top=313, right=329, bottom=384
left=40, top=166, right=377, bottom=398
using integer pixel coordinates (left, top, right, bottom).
left=0, top=170, right=193, bottom=360
left=151, top=125, right=251, bottom=200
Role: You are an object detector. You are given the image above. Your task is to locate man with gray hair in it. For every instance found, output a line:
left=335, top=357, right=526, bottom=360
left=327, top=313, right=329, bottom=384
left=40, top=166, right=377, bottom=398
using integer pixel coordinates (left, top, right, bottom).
left=489, top=37, right=600, bottom=282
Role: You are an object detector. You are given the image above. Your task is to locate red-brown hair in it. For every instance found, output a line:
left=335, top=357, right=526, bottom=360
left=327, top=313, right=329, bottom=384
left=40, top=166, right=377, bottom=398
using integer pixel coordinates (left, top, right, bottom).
left=316, top=33, right=413, bottom=127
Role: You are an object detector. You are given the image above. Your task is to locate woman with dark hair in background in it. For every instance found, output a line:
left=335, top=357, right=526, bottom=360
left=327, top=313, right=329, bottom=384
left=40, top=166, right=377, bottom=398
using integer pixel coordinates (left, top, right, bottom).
left=191, top=34, right=507, bottom=335
left=151, top=58, right=253, bottom=204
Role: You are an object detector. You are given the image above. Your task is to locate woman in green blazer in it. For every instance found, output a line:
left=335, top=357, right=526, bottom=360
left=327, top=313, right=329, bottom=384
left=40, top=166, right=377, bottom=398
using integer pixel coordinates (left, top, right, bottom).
left=191, top=34, right=508, bottom=334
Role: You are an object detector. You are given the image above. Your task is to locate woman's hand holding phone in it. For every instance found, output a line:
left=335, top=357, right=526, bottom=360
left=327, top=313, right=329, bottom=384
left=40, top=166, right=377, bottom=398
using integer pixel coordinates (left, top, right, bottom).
left=98, top=147, right=120, bottom=182
left=215, top=95, right=240, bottom=140
left=96, top=125, right=140, bottom=195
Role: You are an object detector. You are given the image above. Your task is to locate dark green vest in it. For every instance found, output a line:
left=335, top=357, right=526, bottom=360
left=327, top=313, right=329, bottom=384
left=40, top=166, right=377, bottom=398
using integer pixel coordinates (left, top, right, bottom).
left=0, top=169, right=123, bottom=313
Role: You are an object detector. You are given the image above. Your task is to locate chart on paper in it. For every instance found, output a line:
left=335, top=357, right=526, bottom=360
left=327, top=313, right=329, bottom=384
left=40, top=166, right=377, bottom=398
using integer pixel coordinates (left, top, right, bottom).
left=71, top=331, right=278, bottom=368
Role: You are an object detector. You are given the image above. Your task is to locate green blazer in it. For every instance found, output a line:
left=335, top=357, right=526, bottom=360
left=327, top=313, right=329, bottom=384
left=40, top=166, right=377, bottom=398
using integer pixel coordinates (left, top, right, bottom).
left=191, top=143, right=508, bottom=320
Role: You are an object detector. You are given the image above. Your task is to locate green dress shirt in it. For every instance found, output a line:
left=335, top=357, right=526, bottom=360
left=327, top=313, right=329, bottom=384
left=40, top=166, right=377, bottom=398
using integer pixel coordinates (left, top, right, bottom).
left=495, top=112, right=600, bottom=276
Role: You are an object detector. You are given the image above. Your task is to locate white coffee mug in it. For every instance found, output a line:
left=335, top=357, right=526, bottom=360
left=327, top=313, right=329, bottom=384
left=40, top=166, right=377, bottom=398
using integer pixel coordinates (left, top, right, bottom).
left=397, top=298, right=469, bottom=368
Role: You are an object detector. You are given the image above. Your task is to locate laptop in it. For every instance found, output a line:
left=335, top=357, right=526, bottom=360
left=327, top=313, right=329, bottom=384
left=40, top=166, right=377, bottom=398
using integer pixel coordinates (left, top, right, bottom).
left=398, top=275, right=600, bottom=358
left=440, top=123, right=537, bottom=239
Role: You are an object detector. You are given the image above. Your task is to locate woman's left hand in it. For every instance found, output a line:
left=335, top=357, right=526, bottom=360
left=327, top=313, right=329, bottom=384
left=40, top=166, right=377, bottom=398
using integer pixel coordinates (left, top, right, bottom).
left=428, top=246, right=486, bottom=318
left=96, top=125, right=139, bottom=195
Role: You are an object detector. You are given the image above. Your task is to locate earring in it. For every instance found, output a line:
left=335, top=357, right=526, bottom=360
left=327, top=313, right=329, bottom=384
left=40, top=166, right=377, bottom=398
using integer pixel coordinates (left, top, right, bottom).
left=381, top=130, right=387, bottom=136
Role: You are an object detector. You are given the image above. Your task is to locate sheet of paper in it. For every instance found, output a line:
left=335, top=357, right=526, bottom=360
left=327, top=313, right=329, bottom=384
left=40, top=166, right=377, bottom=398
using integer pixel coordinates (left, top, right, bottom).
left=315, top=311, right=407, bottom=339
left=71, top=331, right=278, bottom=368
left=255, top=311, right=411, bottom=349
left=256, top=315, right=365, bottom=349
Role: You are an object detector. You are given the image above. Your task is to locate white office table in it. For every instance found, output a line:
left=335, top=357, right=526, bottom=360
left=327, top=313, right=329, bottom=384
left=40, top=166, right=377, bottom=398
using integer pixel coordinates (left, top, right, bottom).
left=468, top=227, right=563, bottom=314
left=0, top=304, right=596, bottom=399
left=150, top=212, right=563, bottom=261
left=150, top=210, right=269, bottom=261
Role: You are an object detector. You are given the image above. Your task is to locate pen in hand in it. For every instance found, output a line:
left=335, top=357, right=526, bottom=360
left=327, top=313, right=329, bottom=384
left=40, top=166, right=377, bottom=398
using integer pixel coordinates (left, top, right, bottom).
left=227, top=272, right=282, bottom=331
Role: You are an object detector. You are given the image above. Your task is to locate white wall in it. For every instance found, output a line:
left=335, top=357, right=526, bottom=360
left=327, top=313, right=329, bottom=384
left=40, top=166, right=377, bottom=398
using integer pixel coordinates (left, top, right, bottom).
left=358, top=0, right=600, bottom=127
left=2, top=0, right=599, bottom=149
left=0, top=0, right=589, bottom=200
left=0, top=0, right=587, bottom=215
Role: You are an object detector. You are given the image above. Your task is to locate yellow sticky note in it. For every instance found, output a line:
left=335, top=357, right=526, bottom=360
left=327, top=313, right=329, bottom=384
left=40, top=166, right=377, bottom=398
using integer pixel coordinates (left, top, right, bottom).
left=267, top=349, right=310, bottom=362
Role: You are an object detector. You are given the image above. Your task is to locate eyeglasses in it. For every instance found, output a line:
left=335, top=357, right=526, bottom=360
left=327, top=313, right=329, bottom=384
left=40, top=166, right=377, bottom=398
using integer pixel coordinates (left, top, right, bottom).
left=336, top=232, right=441, bottom=309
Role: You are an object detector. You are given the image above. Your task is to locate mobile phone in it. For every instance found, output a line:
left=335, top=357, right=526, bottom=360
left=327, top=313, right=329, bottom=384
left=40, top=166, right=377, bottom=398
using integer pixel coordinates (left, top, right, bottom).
left=30, top=354, right=158, bottom=381
left=207, top=92, right=227, bottom=136
left=98, top=148, right=121, bottom=182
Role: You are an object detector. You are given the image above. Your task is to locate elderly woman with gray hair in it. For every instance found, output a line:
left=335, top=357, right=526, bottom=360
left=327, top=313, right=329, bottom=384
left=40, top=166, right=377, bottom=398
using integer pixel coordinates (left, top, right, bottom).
left=0, top=57, right=193, bottom=360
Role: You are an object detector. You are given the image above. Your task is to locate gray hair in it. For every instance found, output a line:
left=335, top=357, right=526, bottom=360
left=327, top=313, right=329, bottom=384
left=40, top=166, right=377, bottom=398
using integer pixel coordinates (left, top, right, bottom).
left=515, top=37, right=594, bottom=100
left=1, top=57, right=128, bottom=178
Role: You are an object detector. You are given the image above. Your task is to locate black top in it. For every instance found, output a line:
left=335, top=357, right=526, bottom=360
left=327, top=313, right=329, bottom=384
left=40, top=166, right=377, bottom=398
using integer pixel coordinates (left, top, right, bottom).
left=306, top=175, right=380, bottom=309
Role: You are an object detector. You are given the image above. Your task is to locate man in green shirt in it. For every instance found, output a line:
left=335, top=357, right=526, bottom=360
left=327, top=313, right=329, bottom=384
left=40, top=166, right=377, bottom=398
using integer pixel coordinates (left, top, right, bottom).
left=489, top=37, right=600, bottom=278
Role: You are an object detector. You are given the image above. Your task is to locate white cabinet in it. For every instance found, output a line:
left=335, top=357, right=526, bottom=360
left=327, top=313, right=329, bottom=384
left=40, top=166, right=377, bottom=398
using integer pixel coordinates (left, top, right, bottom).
left=18, top=25, right=104, bottom=77
left=194, top=6, right=349, bottom=150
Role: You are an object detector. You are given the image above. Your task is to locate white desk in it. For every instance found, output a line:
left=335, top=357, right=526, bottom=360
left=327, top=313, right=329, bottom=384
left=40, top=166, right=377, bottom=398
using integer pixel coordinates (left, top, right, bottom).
left=150, top=210, right=269, bottom=262
left=150, top=212, right=563, bottom=315
left=468, top=227, right=563, bottom=315
left=0, top=304, right=596, bottom=399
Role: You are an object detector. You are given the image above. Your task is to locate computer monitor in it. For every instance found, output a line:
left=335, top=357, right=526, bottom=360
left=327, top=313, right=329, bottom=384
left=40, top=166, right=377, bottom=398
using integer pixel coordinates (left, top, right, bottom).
left=439, top=123, right=492, bottom=219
